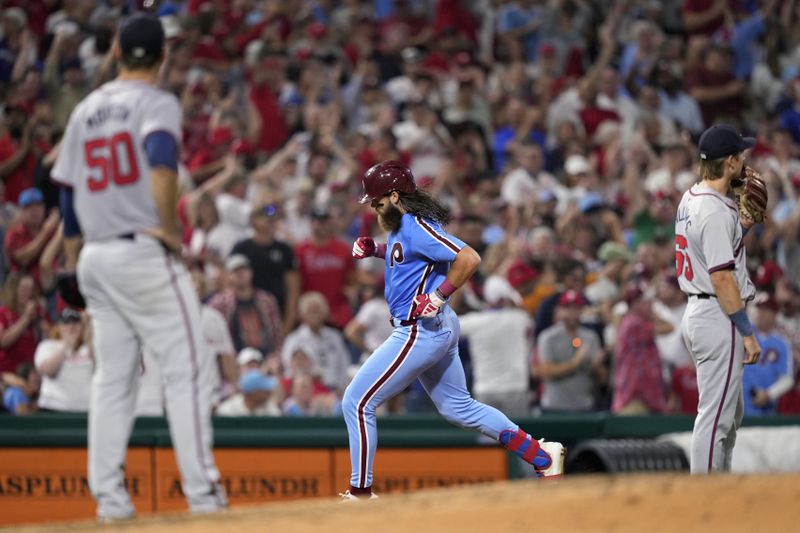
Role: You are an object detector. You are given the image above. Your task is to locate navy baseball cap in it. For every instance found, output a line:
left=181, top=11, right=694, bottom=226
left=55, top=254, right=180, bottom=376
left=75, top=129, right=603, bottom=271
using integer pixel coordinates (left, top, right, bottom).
left=119, top=12, right=164, bottom=62
left=698, top=124, right=756, bottom=160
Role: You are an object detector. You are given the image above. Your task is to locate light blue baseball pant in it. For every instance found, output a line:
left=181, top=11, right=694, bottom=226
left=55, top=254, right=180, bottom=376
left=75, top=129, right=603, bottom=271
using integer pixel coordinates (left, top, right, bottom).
left=342, top=306, right=519, bottom=489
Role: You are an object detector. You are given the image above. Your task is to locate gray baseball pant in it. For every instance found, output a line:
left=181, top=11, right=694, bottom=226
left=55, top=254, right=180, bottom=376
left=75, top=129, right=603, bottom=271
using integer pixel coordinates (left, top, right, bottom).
left=681, top=298, right=744, bottom=474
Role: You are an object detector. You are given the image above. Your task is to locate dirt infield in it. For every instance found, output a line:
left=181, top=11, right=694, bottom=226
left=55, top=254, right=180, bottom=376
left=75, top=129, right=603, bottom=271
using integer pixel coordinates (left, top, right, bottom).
left=15, top=473, right=800, bottom=533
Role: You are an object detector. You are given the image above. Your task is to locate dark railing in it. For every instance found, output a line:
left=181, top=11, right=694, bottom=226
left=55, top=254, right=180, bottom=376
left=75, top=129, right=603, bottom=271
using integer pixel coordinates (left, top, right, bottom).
left=0, top=413, right=798, bottom=448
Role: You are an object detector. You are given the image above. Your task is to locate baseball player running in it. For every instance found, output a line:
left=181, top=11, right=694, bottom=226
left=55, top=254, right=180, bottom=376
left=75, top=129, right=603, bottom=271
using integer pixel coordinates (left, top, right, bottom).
left=341, top=161, right=564, bottom=500
left=675, top=124, right=763, bottom=474
left=51, top=13, right=226, bottom=519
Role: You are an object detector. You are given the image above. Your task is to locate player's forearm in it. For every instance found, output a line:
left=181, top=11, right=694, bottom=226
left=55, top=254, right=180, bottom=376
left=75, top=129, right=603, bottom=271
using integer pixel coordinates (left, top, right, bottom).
left=443, top=246, right=481, bottom=289
left=710, top=270, right=746, bottom=315
left=150, top=167, right=180, bottom=236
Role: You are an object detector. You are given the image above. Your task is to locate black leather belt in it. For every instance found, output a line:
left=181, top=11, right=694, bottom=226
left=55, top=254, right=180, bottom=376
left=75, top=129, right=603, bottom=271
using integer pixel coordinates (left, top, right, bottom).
left=689, top=293, right=716, bottom=299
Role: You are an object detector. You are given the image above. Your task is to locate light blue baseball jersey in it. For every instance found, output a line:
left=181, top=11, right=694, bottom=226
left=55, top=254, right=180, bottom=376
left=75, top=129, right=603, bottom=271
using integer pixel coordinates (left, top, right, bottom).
left=342, top=212, right=530, bottom=491
left=383, top=214, right=465, bottom=320
left=743, top=330, right=792, bottom=416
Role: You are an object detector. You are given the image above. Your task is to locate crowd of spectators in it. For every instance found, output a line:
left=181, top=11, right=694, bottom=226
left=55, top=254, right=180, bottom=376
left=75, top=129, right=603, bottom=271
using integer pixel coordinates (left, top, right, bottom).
left=1, top=0, right=800, bottom=418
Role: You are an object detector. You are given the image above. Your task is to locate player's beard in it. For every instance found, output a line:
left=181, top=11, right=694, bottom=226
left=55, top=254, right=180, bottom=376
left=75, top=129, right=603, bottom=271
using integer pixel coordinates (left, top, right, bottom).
left=377, top=202, right=403, bottom=233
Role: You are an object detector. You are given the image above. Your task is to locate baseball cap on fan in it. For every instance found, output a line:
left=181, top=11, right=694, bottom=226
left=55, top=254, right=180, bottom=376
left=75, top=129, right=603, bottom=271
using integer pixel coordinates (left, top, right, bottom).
left=240, top=370, right=277, bottom=393
left=225, top=254, right=251, bottom=272
left=698, top=124, right=756, bottom=160
left=753, top=292, right=779, bottom=313
left=507, top=261, right=538, bottom=289
left=237, top=347, right=264, bottom=366
left=483, top=275, right=522, bottom=306
left=58, top=308, right=82, bottom=323
left=559, top=290, right=587, bottom=307
left=18, top=188, right=44, bottom=207
left=118, top=12, right=164, bottom=64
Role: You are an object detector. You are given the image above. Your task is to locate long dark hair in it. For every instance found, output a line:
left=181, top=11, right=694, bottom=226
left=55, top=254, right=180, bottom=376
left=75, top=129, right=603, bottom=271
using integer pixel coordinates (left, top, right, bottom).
left=399, top=189, right=452, bottom=226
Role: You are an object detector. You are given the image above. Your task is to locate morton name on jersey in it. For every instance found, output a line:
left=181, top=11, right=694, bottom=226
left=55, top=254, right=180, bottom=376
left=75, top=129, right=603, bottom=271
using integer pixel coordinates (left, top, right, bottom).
left=51, top=79, right=181, bottom=242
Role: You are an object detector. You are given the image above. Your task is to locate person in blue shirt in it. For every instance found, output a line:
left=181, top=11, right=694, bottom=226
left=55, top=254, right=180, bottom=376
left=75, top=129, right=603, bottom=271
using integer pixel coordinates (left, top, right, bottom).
left=779, top=79, right=800, bottom=144
left=2, top=362, right=40, bottom=415
left=496, top=1, right=543, bottom=62
left=729, top=0, right=780, bottom=80
left=744, top=294, right=795, bottom=416
left=339, top=161, right=565, bottom=500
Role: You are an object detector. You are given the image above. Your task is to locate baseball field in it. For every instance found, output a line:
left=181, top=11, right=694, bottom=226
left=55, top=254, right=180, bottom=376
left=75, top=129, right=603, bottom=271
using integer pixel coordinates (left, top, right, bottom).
left=11, top=473, right=800, bottom=532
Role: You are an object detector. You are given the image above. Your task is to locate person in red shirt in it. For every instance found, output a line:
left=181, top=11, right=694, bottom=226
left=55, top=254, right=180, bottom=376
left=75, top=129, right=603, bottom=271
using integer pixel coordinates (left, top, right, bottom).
left=187, top=126, right=235, bottom=184
left=433, top=0, right=477, bottom=44
left=0, top=105, right=47, bottom=204
left=378, top=0, right=433, bottom=54
left=180, top=82, right=213, bottom=165
left=0, top=272, right=49, bottom=373
left=669, top=363, right=700, bottom=414
left=612, top=285, right=667, bottom=414
left=248, top=57, right=288, bottom=154
left=4, top=188, right=60, bottom=286
left=684, top=43, right=745, bottom=128
left=682, top=0, right=730, bottom=37
left=295, top=207, right=356, bottom=329
left=208, top=254, right=285, bottom=359
left=577, top=82, right=621, bottom=140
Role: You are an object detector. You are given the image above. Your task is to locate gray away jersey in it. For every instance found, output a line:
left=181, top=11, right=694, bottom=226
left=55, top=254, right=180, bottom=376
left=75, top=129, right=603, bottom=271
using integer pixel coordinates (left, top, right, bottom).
left=52, top=79, right=181, bottom=241
left=675, top=183, right=755, bottom=301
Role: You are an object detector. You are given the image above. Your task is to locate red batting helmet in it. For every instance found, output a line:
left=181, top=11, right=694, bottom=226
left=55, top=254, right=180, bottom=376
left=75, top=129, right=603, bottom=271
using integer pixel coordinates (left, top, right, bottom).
left=358, top=160, right=417, bottom=204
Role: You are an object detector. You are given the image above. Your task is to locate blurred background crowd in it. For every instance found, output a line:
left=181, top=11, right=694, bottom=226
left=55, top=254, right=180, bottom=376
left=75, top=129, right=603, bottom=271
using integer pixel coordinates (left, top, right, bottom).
left=1, top=0, right=799, bottom=419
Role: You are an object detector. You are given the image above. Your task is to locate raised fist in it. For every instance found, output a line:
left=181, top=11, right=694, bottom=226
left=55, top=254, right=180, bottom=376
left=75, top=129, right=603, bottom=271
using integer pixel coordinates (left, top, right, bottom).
left=352, top=237, right=376, bottom=259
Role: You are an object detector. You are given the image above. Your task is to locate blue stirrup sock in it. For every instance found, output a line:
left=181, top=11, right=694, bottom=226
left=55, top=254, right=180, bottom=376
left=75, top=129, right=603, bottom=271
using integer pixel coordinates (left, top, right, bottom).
left=500, top=428, right=552, bottom=470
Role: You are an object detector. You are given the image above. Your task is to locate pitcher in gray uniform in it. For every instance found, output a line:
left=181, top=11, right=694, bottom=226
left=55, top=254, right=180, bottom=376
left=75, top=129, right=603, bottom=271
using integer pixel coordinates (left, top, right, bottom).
left=675, top=124, right=762, bottom=474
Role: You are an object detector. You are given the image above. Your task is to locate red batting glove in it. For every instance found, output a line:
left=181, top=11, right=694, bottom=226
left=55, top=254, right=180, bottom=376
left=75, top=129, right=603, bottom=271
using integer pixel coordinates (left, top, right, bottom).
left=411, top=291, right=445, bottom=319
left=352, top=237, right=376, bottom=259
left=352, top=237, right=387, bottom=260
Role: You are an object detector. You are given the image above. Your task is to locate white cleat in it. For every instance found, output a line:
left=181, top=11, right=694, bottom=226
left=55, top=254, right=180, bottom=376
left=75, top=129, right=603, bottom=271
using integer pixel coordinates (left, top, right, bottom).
left=339, top=490, right=379, bottom=502
left=536, top=439, right=566, bottom=480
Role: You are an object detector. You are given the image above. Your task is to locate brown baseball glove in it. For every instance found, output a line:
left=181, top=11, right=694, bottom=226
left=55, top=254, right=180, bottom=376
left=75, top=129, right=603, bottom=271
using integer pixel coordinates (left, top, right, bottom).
left=733, top=166, right=768, bottom=224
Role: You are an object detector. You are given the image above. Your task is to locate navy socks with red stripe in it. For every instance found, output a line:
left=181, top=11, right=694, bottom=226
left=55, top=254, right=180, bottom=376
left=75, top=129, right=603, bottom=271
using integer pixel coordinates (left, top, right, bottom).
left=500, top=428, right=552, bottom=470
